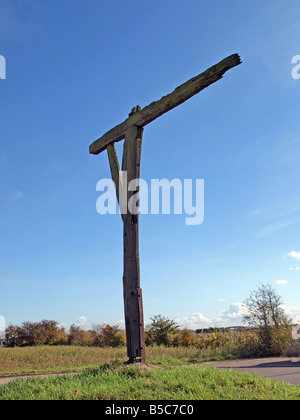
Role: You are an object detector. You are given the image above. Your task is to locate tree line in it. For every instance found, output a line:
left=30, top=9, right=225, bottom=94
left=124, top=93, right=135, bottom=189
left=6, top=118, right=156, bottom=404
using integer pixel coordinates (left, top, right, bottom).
left=3, top=316, right=189, bottom=348
left=5, top=321, right=126, bottom=347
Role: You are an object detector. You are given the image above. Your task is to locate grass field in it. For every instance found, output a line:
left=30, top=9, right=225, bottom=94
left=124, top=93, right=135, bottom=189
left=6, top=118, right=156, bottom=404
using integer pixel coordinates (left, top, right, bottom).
left=0, top=345, right=242, bottom=376
left=1, top=346, right=299, bottom=400
left=1, top=361, right=300, bottom=400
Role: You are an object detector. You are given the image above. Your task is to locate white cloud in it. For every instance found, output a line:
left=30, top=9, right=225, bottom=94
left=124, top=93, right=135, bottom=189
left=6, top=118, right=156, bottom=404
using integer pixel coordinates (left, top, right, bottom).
left=288, top=266, right=300, bottom=271
left=282, top=305, right=300, bottom=323
left=117, top=320, right=125, bottom=329
left=60, top=317, right=126, bottom=332
left=219, top=303, right=247, bottom=324
left=77, top=316, right=92, bottom=330
left=276, top=280, right=288, bottom=286
left=216, top=298, right=225, bottom=302
left=176, top=313, right=212, bottom=330
left=289, top=251, right=300, bottom=260
left=175, top=303, right=246, bottom=330
left=9, top=190, right=23, bottom=201
left=0, top=315, right=6, bottom=339
left=78, top=316, right=87, bottom=324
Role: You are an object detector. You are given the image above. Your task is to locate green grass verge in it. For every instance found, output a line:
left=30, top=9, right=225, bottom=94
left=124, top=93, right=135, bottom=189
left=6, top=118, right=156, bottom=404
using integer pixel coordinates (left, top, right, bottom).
left=1, top=362, right=299, bottom=400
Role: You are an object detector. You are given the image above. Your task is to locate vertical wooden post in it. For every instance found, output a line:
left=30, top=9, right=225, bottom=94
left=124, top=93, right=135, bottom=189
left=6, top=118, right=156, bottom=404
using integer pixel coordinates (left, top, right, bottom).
left=122, top=123, right=146, bottom=363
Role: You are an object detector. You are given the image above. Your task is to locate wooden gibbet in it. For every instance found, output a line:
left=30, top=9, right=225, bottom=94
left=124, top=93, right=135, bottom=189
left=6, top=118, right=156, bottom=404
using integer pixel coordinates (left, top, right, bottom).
left=89, top=54, right=241, bottom=364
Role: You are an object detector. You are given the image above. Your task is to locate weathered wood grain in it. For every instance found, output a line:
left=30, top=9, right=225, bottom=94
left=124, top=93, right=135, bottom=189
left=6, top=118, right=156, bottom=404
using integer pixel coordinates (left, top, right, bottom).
left=122, top=125, right=145, bottom=362
left=107, top=144, right=121, bottom=202
left=89, top=54, right=241, bottom=155
left=107, top=143, right=127, bottom=223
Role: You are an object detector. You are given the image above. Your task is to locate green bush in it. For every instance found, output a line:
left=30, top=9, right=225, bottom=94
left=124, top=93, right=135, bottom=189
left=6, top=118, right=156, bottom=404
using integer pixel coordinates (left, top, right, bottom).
left=96, top=324, right=126, bottom=348
left=145, top=315, right=179, bottom=346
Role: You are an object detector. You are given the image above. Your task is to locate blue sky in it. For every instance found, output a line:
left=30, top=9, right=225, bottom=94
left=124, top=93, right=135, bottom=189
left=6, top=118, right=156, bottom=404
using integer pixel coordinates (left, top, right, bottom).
left=1, top=0, right=300, bottom=330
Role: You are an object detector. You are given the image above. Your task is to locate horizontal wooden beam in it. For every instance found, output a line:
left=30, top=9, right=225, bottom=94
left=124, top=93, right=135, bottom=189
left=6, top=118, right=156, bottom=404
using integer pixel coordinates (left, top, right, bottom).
left=89, top=54, right=241, bottom=155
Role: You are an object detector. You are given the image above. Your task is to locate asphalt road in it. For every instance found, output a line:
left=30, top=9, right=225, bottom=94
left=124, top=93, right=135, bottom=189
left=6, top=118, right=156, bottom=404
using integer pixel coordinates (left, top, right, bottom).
left=201, top=357, right=300, bottom=385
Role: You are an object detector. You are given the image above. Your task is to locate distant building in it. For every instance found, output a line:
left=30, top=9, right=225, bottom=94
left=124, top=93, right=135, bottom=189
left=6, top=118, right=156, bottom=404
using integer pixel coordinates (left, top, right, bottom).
left=195, top=326, right=248, bottom=334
